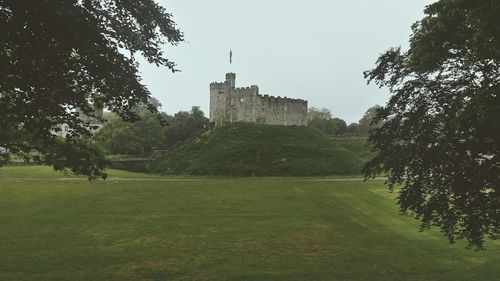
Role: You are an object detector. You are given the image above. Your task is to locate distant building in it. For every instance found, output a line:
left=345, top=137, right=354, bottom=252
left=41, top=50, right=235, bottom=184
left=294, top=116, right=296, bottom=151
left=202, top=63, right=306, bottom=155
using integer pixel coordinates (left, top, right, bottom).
left=52, top=105, right=103, bottom=137
left=210, top=73, right=308, bottom=127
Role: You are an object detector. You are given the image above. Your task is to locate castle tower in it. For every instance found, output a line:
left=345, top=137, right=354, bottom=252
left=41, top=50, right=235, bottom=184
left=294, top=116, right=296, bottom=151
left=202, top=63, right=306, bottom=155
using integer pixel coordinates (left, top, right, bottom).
left=226, top=72, right=236, bottom=89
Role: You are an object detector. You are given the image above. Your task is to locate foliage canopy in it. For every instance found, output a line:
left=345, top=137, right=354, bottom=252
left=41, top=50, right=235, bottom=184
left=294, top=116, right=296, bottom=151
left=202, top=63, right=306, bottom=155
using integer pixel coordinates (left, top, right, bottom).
left=0, top=0, right=183, bottom=178
left=307, top=107, right=348, bottom=136
left=364, top=0, right=500, bottom=249
left=95, top=104, right=208, bottom=156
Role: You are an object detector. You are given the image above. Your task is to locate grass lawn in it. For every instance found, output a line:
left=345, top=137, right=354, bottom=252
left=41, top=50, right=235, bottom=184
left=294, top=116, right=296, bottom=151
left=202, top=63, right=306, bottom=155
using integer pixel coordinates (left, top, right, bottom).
left=0, top=165, right=164, bottom=179
left=1, top=167, right=499, bottom=280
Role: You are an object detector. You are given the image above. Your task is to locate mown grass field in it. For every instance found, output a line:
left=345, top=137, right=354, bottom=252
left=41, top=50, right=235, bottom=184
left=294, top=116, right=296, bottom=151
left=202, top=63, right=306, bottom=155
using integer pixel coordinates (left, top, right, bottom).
left=1, top=166, right=499, bottom=281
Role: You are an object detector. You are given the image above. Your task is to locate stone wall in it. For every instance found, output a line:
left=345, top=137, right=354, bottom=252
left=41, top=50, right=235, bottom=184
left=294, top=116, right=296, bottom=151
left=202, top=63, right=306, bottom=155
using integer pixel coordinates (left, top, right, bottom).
left=209, top=73, right=308, bottom=126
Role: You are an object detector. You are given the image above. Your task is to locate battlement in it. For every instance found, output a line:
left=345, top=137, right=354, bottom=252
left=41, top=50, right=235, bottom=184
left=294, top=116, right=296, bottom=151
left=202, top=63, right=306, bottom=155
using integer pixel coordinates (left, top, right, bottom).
left=210, top=82, right=226, bottom=89
left=235, top=86, right=256, bottom=91
left=259, top=94, right=307, bottom=103
left=210, top=73, right=308, bottom=126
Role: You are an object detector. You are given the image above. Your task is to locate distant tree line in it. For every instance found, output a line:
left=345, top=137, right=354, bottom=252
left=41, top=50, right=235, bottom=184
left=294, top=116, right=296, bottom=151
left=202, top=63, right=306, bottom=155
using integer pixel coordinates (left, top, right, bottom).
left=96, top=102, right=380, bottom=157
left=308, top=105, right=382, bottom=137
left=94, top=98, right=208, bottom=157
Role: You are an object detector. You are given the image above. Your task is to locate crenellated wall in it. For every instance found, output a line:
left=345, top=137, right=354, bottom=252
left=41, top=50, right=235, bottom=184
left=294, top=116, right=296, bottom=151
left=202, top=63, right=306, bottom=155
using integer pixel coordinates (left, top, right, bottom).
left=210, top=73, right=308, bottom=127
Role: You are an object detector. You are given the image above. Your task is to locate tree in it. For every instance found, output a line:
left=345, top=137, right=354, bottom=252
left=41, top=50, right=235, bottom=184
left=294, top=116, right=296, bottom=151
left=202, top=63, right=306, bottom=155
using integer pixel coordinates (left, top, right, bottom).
left=0, top=1, right=183, bottom=179
left=364, top=0, right=500, bottom=249
left=164, top=107, right=209, bottom=148
left=308, top=107, right=347, bottom=136
left=358, top=105, right=383, bottom=134
left=94, top=99, right=167, bottom=156
left=330, top=118, right=347, bottom=136
left=346, top=123, right=359, bottom=135
left=95, top=105, right=209, bottom=156
left=308, top=107, right=332, bottom=121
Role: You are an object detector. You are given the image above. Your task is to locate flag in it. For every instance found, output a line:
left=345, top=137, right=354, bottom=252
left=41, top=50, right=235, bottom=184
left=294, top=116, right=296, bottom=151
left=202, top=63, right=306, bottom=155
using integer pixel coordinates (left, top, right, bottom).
left=230, top=49, right=232, bottom=64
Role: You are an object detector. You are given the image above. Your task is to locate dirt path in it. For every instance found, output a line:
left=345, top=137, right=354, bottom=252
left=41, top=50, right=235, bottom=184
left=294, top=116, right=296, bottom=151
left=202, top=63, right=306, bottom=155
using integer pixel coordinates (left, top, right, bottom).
left=0, top=176, right=386, bottom=182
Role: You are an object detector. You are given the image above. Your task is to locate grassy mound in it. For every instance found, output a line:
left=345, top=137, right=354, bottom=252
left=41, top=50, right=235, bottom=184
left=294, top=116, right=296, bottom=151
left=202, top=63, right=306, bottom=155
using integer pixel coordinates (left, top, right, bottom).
left=334, top=137, right=374, bottom=163
left=152, top=123, right=369, bottom=176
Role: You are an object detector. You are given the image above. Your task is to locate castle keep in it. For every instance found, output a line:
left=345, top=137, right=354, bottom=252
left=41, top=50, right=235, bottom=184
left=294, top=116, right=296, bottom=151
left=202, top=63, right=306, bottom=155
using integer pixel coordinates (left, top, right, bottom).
left=210, top=73, right=308, bottom=126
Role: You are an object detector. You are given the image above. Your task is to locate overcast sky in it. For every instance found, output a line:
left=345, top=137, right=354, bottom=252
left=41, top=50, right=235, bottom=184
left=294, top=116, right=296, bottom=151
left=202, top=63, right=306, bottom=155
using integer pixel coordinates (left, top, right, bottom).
left=139, top=0, right=436, bottom=123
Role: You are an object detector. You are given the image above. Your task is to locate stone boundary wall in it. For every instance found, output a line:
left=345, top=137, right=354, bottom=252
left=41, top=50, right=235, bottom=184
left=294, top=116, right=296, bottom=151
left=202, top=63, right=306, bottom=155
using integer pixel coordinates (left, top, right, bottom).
left=231, top=91, right=307, bottom=126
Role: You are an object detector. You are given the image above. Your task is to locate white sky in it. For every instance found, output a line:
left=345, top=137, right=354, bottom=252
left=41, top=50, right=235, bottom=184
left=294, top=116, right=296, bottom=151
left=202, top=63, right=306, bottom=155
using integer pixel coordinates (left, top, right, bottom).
left=138, top=0, right=436, bottom=124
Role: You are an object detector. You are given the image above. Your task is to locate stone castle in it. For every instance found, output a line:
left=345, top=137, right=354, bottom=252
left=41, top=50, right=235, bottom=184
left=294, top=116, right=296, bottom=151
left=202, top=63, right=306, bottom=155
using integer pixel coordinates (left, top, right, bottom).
left=209, top=73, right=308, bottom=126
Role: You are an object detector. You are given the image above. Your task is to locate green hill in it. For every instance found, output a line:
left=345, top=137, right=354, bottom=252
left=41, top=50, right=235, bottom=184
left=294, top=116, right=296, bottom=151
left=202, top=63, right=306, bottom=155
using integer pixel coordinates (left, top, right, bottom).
left=152, top=123, right=371, bottom=176
left=332, top=137, right=374, bottom=164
